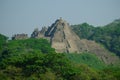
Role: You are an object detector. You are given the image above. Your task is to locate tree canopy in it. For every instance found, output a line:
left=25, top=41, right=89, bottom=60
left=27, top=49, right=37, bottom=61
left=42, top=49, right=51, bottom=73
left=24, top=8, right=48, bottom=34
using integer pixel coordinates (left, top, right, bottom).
left=0, top=34, right=120, bottom=80
left=71, top=20, right=120, bottom=56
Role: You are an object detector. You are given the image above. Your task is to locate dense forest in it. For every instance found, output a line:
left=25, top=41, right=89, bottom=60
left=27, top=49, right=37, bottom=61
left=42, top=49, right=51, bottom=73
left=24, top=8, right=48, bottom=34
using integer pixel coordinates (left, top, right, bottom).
left=71, top=19, right=120, bottom=56
left=0, top=34, right=120, bottom=80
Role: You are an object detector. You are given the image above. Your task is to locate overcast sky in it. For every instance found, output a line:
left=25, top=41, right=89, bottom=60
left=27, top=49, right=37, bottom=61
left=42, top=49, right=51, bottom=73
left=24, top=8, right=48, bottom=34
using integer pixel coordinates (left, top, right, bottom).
left=0, top=0, right=120, bottom=38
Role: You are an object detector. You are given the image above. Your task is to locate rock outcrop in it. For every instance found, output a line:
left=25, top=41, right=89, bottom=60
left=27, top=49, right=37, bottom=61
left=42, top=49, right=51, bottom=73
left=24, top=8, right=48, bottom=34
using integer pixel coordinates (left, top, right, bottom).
left=31, top=18, right=119, bottom=64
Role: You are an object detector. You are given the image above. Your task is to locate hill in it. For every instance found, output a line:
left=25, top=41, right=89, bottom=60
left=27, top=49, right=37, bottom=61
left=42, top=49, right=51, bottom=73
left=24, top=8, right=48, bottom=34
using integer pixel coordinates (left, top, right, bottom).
left=0, top=18, right=120, bottom=79
left=71, top=19, right=120, bottom=56
left=0, top=34, right=120, bottom=80
left=30, top=18, right=120, bottom=65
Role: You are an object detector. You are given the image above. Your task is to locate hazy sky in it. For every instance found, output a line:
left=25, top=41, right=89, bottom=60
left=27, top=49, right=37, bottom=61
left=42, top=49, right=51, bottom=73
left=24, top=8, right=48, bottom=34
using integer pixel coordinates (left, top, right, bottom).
left=0, top=0, right=120, bottom=38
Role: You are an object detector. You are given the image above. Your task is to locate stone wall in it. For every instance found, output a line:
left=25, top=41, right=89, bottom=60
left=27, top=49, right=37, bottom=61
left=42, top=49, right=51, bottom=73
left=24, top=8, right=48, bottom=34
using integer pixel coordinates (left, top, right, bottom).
left=12, top=33, right=28, bottom=40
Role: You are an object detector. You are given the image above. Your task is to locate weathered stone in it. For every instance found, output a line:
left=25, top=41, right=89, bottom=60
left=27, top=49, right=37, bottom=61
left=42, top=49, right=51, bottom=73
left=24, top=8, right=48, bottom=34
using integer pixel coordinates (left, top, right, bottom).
left=33, top=18, right=119, bottom=64
left=31, top=27, right=47, bottom=38
left=12, top=33, right=28, bottom=40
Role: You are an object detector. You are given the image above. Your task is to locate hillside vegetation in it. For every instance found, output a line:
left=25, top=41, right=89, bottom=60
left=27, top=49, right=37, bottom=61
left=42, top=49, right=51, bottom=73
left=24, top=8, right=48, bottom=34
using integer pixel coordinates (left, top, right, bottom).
left=65, top=53, right=105, bottom=69
left=0, top=34, right=8, bottom=51
left=0, top=34, right=120, bottom=80
left=71, top=19, right=120, bottom=56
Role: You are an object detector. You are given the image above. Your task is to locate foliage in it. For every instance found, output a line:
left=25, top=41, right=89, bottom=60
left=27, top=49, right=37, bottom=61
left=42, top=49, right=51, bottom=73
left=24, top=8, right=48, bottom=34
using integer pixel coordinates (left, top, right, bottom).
left=71, top=23, right=95, bottom=39
left=0, top=34, right=120, bottom=80
left=65, top=53, right=105, bottom=69
left=0, top=34, right=8, bottom=52
left=71, top=20, right=120, bottom=56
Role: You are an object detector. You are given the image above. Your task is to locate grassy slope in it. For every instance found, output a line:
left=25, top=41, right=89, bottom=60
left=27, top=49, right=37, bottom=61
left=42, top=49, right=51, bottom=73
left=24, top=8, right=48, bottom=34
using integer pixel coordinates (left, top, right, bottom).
left=65, top=53, right=106, bottom=69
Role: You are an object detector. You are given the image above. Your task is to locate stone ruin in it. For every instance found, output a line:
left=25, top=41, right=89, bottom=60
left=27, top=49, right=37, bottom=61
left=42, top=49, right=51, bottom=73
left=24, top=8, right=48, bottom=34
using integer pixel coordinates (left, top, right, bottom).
left=12, top=33, right=28, bottom=40
left=11, top=18, right=120, bottom=64
left=31, top=27, right=47, bottom=38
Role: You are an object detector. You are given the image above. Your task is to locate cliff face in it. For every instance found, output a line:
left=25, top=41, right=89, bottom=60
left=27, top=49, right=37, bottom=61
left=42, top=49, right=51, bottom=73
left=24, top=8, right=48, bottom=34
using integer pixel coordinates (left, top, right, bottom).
left=31, top=18, right=120, bottom=64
